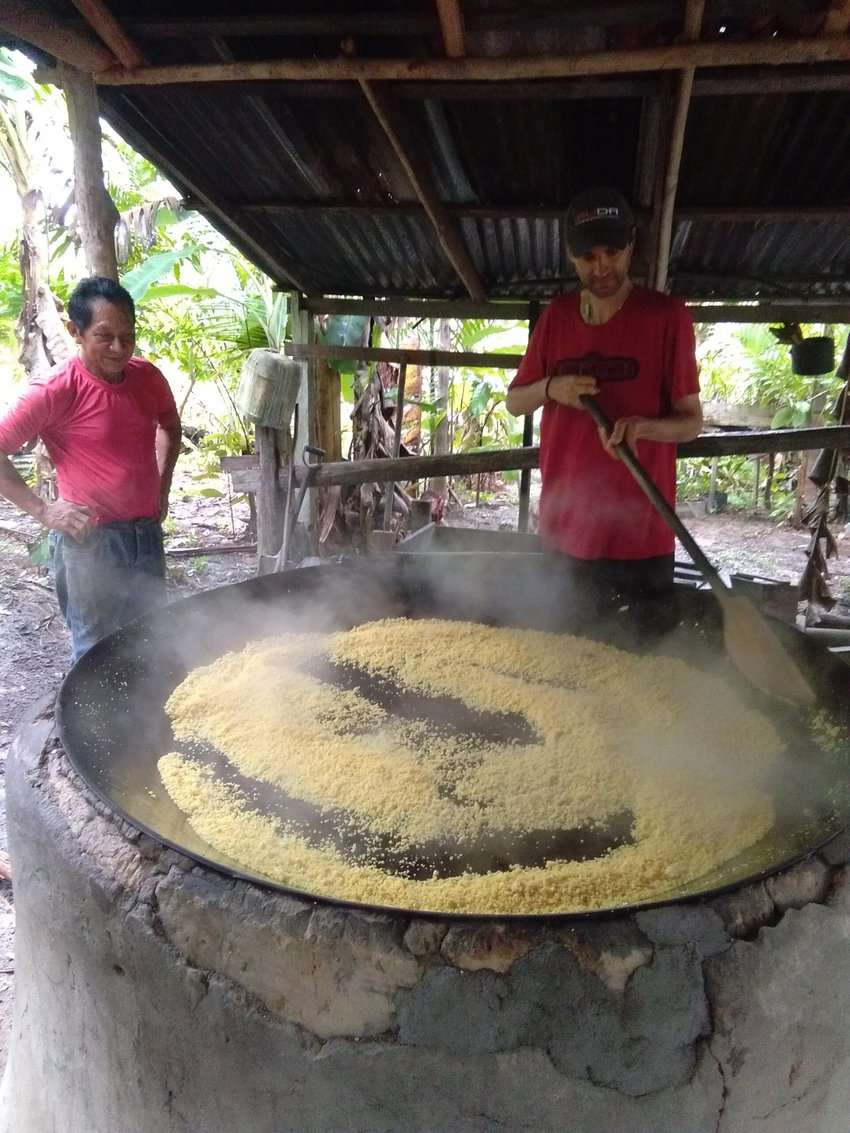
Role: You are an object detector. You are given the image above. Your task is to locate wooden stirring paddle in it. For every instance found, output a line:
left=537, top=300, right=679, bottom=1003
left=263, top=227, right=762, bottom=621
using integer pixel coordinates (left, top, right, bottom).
left=580, top=395, right=815, bottom=707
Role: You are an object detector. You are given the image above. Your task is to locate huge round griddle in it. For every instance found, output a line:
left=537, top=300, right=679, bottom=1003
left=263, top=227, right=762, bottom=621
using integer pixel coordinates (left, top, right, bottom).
left=56, top=553, right=850, bottom=920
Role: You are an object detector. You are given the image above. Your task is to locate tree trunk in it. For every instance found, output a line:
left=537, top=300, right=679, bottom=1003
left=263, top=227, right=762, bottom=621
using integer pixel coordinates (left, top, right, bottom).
left=59, top=62, right=119, bottom=280
left=17, top=189, right=74, bottom=379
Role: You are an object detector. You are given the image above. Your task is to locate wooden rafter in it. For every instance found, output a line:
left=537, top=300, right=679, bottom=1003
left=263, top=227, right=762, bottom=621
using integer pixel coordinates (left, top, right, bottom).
left=47, top=35, right=850, bottom=87
left=302, top=297, right=850, bottom=324
left=358, top=80, right=485, bottom=302
left=824, top=0, right=850, bottom=34
left=436, top=0, right=465, bottom=58
left=654, top=0, right=705, bottom=291
left=0, top=0, right=115, bottom=72
left=69, top=0, right=146, bottom=69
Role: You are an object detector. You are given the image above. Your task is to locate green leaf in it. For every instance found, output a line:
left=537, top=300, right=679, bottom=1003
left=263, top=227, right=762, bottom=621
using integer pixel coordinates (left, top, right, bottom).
left=469, top=381, right=493, bottom=418
left=28, top=533, right=50, bottom=566
left=121, top=245, right=196, bottom=302
left=771, top=406, right=796, bottom=428
left=197, top=487, right=224, bottom=498
left=145, top=284, right=217, bottom=301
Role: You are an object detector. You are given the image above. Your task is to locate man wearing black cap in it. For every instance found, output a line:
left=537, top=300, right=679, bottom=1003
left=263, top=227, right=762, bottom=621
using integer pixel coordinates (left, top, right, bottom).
left=506, top=187, right=702, bottom=598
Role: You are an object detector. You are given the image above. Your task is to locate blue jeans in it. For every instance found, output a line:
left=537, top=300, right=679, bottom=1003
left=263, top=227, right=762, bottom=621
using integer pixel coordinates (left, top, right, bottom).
left=50, top=518, right=167, bottom=661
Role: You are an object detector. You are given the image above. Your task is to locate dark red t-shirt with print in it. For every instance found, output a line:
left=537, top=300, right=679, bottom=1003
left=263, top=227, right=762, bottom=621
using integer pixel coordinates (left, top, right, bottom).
left=510, top=287, right=699, bottom=560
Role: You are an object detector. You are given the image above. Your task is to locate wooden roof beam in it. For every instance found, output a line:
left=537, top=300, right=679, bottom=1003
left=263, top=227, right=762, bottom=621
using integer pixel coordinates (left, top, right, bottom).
left=62, top=35, right=850, bottom=87
left=436, top=0, right=465, bottom=58
left=654, top=0, right=705, bottom=292
left=824, top=0, right=850, bottom=34
left=0, top=0, right=116, bottom=72
left=69, top=0, right=146, bottom=69
left=358, top=80, right=485, bottom=302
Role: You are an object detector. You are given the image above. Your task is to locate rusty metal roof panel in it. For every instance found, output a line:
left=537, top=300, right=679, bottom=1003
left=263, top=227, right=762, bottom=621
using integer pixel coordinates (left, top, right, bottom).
left=10, top=0, right=850, bottom=302
left=671, top=218, right=850, bottom=298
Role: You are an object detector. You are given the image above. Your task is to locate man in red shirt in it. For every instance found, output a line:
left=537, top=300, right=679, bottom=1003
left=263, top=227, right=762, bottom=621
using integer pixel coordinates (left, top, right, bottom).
left=506, top=187, right=702, bottom=598
left=0, top=276, right=182, bottom=658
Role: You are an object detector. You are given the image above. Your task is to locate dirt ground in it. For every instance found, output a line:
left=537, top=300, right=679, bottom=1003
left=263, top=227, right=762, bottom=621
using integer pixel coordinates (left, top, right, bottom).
left=0, top=469, right=844, bottom=1076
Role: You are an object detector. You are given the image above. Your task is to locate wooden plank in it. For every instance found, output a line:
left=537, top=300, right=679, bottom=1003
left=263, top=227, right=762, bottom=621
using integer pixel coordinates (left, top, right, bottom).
left=0, top=0, right=116, bottom=71
left=85, top=36, right=850, bottom=87
left=284, top=342, right=522, bottom=369
left=358, top=80, right=486, bottom=302
left=226, top=426, right=850, bottom=493
left=436, top=0, right=465, bottom=58
left=69, top=0, right=145, bottom=68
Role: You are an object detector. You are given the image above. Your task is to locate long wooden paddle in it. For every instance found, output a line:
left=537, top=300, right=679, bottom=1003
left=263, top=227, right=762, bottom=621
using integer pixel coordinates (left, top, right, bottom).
left=581, top=395, right=815, bottom=706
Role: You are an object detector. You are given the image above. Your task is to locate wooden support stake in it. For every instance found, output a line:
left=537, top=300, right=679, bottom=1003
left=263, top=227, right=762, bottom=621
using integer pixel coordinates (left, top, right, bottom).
left=59, top=63, right=119, bottom=280
left=654, top=0, right=705, bottom=292
left=358, top=80, right=485, bottom=302
left=383, top=362, right=408, bottom=530
left=517, top=301, right=541, bottom=534
left=69, top=0, right=146, bottom=68
left=436, top=0, right=465, bottom=58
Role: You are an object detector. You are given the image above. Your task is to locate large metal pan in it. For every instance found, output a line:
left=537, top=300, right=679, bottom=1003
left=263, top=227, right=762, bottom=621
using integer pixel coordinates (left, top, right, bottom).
left=56, top=553, right=850, bottom=921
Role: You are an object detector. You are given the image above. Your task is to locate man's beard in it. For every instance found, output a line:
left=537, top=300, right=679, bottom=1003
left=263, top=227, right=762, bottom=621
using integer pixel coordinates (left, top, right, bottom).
left=587, top=271, right=627, bottom=299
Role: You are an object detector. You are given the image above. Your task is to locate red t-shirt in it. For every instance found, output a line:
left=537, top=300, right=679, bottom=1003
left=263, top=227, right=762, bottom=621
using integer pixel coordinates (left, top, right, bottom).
left=511, top=287, right=699, bottom=560
left=0, top=356, right=179, bottom=524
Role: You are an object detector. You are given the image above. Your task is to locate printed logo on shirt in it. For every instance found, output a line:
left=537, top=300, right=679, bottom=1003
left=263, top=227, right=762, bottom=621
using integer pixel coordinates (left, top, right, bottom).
left=550, top=352, right=640, bottom=383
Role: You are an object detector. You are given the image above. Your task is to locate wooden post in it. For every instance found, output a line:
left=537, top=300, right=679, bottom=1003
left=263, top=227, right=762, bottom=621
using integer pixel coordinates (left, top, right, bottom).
left=518, top=302, right=541, bottom=533
left=316, top=359, right=342, bottom=463
left=289, top=292, right=317, bottom=543
left=59, top=62, right=119, bottom=280
left=383, top=362, right=408, bottom=530
left=255, top=425, right=286, bottom=574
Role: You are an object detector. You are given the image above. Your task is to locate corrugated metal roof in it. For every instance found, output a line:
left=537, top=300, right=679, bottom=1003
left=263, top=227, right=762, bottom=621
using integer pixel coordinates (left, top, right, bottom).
left=9, top=0, right=850, bottom=302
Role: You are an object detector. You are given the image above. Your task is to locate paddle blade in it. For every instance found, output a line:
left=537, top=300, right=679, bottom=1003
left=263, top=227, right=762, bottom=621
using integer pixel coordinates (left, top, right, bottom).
left=719, top=591, right=816, bottom=707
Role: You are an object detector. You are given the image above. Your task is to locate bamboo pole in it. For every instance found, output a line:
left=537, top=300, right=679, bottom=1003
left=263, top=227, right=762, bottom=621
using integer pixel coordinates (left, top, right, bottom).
left=69, top=0, right=146, bottom=68
left=358, top=80, right=486, bottom=302
left=654, top=0, right=704, bottom=292
left=71, top=36, right=850, bottom=87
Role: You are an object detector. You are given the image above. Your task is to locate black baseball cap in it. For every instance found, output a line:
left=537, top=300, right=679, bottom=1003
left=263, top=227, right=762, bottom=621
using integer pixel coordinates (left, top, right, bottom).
left=566, top=187, right=635, bottom=257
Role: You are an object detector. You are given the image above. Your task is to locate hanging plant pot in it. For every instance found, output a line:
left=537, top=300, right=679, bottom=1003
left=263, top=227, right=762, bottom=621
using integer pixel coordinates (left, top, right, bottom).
left=791, top=336, right=835, bottom=376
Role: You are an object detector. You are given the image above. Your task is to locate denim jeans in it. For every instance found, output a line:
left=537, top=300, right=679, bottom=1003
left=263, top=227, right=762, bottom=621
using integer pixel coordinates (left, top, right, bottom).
left=50, top=518, right=167, bottom=661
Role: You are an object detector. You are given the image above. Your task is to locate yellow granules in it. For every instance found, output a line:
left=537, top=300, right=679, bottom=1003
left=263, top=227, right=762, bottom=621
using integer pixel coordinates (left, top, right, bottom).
left=159, top=618, right=782, bottom=915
